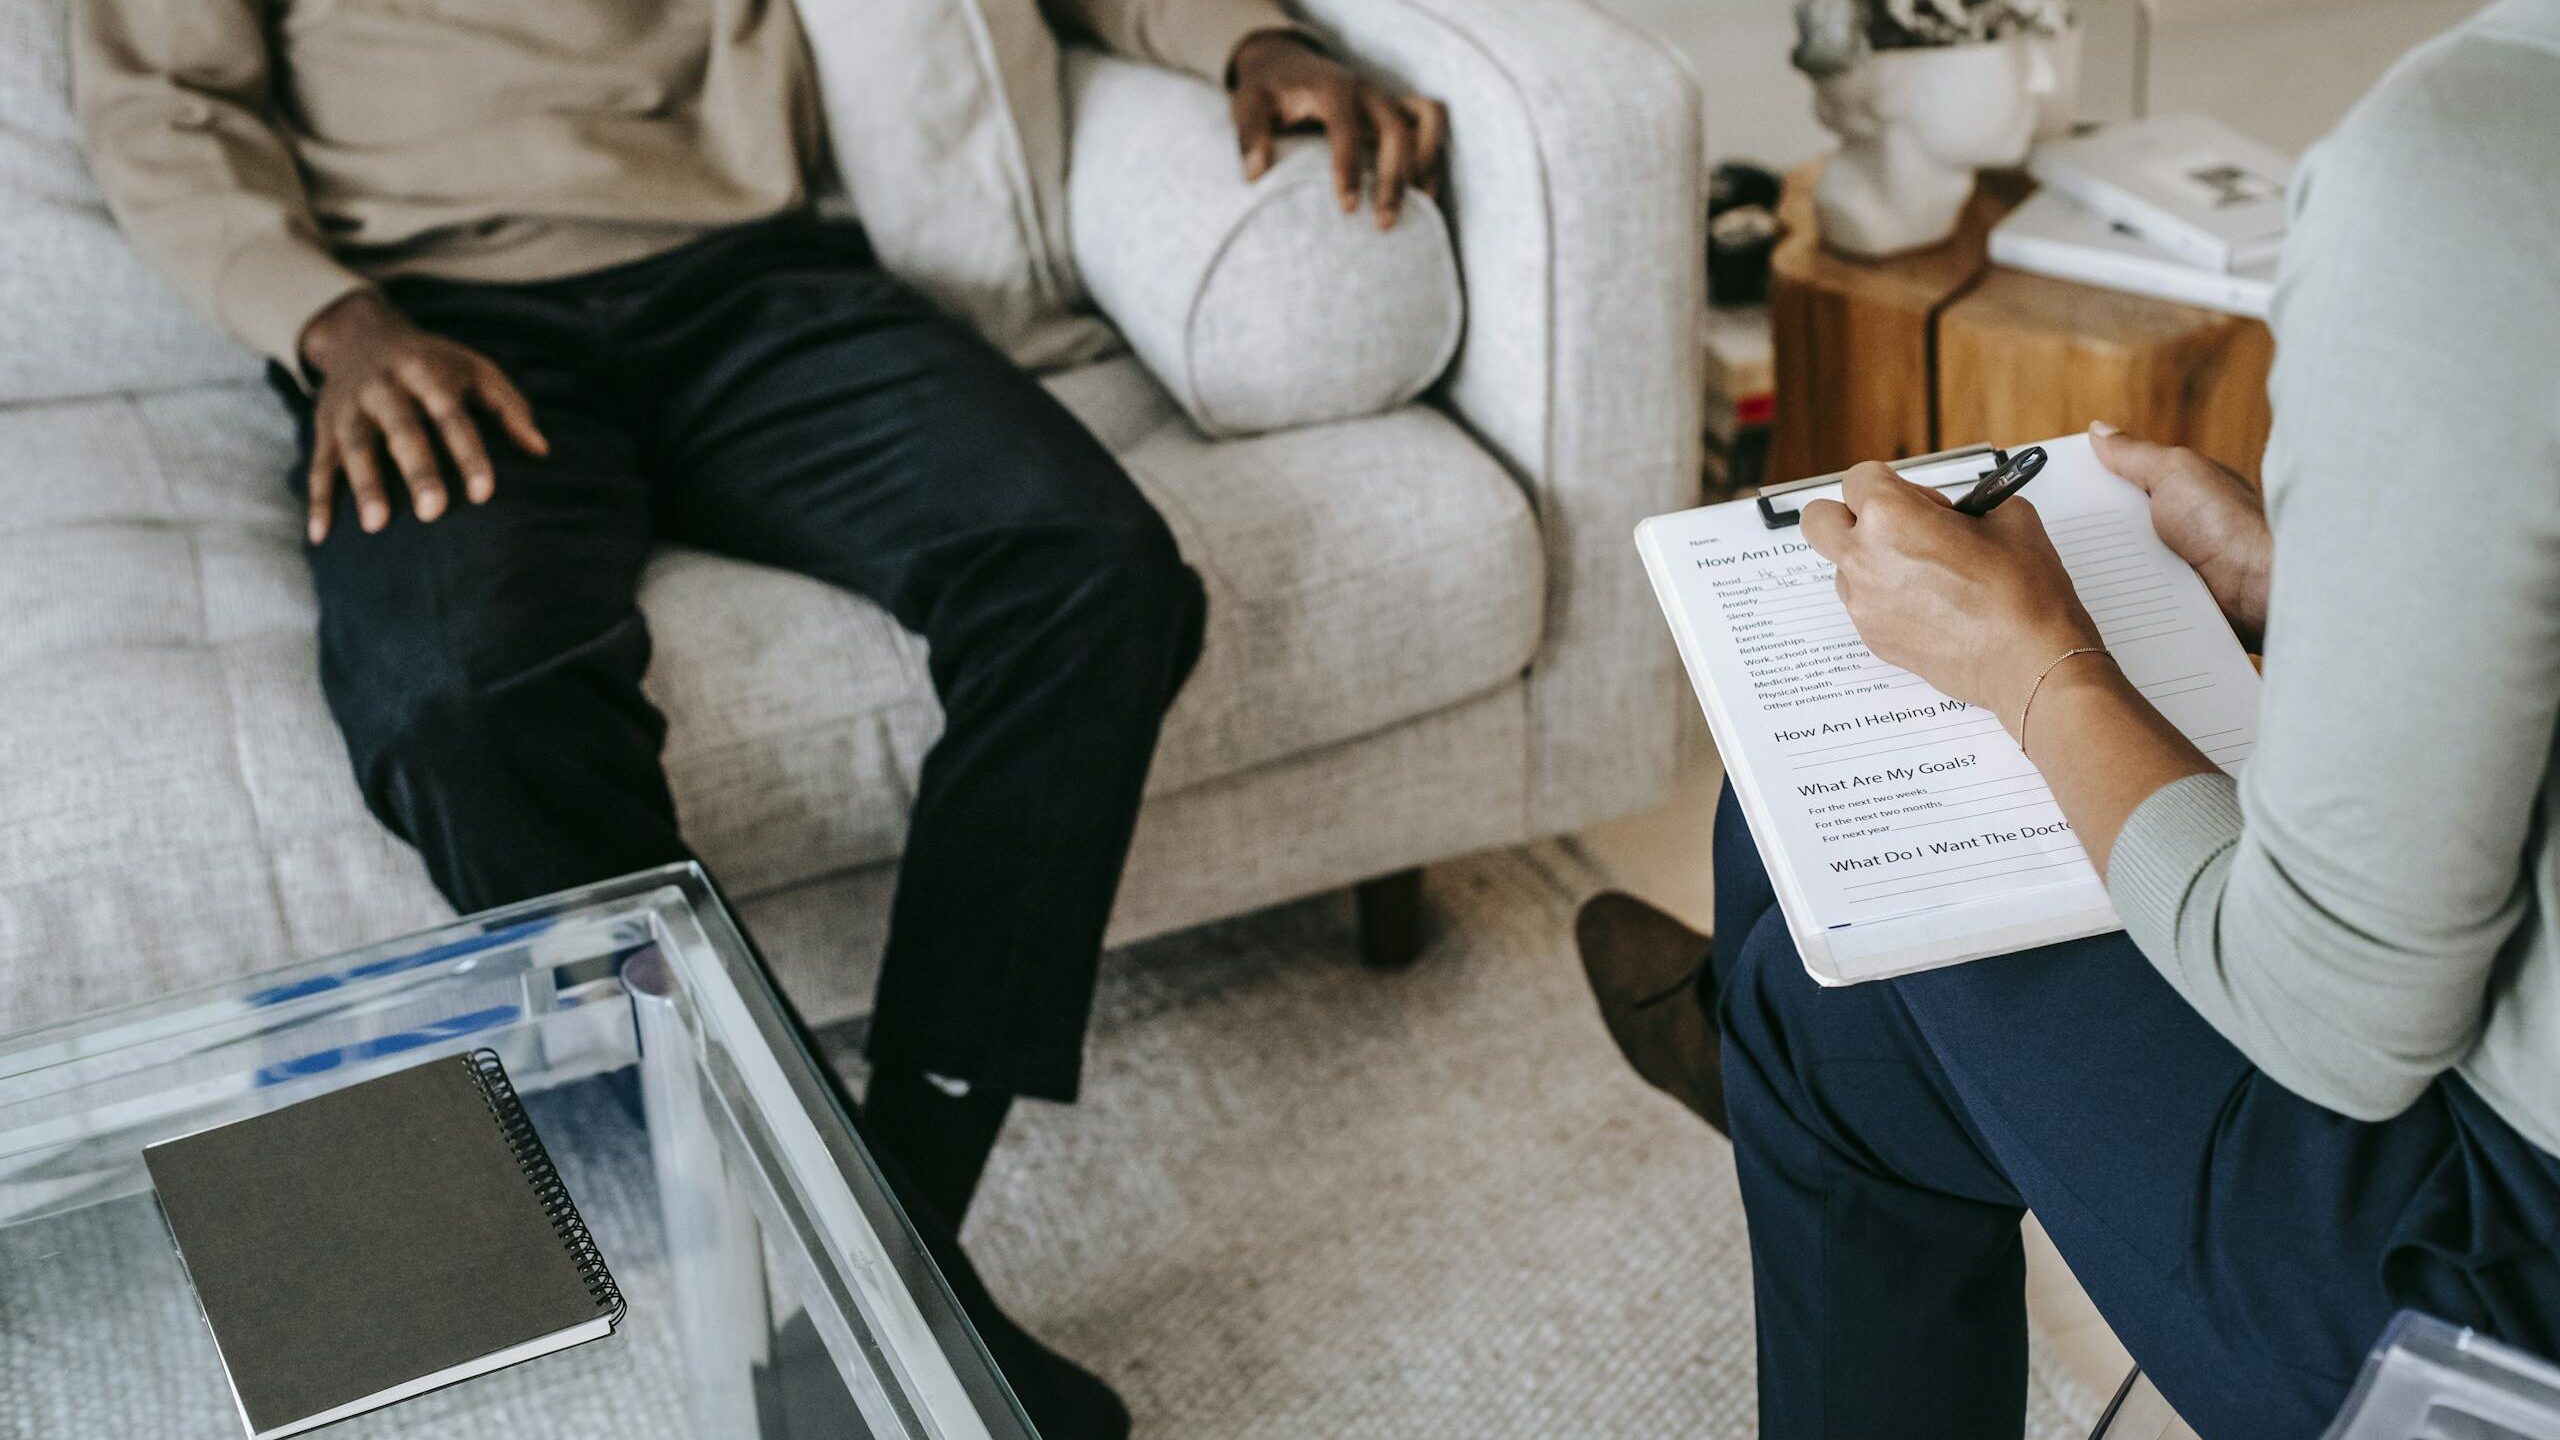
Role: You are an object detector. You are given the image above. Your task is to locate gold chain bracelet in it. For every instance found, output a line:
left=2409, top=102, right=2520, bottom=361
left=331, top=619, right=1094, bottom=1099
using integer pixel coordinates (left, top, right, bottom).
left=2016, top=646, right=2111, bottom=758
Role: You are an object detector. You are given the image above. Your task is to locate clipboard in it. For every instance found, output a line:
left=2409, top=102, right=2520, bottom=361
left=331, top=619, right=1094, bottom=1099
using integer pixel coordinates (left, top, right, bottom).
left=1638, top=431, right=2265, bottom=985
left=1753, top=443, right=2006, bottom=530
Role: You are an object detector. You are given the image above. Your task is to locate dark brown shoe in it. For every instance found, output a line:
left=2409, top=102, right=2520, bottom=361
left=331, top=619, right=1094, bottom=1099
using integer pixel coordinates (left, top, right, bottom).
left=1575, top=891, right=1727, bottom=1136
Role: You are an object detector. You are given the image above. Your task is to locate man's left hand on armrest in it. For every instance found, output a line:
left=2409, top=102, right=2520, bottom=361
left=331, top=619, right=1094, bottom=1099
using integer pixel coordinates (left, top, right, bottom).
left=1226, top=31, right=1447, bottom=231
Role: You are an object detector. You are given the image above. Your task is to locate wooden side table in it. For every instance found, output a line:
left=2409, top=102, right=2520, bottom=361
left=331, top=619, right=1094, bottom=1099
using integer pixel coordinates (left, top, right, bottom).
left=1769, top=161, right=2274, bottom=487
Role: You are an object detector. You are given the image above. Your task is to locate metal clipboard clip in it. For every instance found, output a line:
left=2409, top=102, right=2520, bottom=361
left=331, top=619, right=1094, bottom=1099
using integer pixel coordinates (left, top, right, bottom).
left=1754, top=443, right=2005, bottom=530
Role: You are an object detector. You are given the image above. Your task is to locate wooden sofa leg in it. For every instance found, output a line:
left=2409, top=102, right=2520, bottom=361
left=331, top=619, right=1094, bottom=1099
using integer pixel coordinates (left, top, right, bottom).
left=1356, top=868, right=1427, bottom=970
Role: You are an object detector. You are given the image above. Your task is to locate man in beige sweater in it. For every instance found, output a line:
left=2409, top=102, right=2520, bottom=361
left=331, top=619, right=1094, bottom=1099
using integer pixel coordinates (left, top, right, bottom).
left=74, top=2, right=1442, bottom=1430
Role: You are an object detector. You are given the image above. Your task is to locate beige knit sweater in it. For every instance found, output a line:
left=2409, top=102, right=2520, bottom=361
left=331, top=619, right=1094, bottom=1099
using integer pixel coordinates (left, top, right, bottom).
left=72, top=0, right=1294, bottom=368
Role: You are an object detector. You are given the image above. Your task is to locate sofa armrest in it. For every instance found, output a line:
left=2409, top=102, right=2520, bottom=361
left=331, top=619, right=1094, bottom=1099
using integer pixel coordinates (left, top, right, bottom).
left=1291, top=0, right=1706, bottom=834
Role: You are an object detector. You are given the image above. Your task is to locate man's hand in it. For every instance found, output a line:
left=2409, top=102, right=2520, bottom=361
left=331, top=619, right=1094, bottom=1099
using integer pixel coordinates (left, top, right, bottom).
left=1228, top=31, right=1447, bottom=231
left=2089, top=422, right=2272, bottom=649
left=297, top=290, right=548, bottom=543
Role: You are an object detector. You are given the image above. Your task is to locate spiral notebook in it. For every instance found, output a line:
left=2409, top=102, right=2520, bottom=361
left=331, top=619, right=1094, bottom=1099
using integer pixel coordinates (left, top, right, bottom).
left=146, top=1050, right=626, bottom=1439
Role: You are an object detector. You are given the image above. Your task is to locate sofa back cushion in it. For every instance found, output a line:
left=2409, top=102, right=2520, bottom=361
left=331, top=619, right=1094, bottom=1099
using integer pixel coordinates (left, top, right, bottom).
left=0, top=0, right=262, bottom=403
left=796, top=0, right=1117, bottom=371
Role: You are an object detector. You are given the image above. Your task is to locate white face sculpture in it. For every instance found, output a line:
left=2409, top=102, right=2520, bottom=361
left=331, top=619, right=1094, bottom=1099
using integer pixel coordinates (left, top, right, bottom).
left=1808, top=29, right=2067, bottom=257
left=1878, top=31, right=2058, bottom=171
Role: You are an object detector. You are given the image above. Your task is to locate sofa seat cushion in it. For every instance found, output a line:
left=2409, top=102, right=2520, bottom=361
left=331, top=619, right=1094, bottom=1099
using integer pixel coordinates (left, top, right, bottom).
left=645, top=354, right=1546, bottom=891
left=0, top=362, right=1541, bottom=1027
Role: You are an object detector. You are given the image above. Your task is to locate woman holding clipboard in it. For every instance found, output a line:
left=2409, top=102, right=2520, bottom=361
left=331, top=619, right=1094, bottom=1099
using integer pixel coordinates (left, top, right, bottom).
left=1578, top=4, right=2560, bottom=1435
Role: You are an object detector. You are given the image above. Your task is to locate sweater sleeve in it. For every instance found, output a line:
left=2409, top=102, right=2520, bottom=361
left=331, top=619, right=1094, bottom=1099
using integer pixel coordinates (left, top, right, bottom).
left=1045, top=0, right=1306, bottom=82
left=71, top=0, right=373, bottom=375
left=2103, top=31, right=2560, bottom=1120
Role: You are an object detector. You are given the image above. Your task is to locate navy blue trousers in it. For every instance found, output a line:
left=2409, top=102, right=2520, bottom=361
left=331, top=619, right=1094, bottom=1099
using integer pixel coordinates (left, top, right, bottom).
left=277, top=217, right=1205, bottom=1103
left=1710, top=783, right=2560, bottom=1440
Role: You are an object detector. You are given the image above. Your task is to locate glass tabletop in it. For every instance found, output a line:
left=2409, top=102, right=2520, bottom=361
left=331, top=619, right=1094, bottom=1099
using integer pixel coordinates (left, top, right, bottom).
left=0, top=865, right=1033, bottom=1440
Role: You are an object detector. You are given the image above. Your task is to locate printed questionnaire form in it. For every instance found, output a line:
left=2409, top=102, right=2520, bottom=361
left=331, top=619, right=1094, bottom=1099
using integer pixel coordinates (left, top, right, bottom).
left=1638, top=434, right=2262, bottom=984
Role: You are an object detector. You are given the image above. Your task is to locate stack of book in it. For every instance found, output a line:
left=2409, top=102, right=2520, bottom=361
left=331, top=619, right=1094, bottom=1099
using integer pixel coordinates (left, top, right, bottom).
left=1700, top=304, right=1774, bottom=498
left=1992, top=113, right=2292, bottom=320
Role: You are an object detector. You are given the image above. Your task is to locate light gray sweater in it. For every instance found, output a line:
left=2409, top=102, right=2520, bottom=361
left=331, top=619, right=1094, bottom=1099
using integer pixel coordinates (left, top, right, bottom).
left=2108, top=0, right=2560, bottom=1157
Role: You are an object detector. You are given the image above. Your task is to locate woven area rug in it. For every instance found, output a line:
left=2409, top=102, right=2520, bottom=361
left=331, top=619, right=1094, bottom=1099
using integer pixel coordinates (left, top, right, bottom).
left=822, top=841, right=2106, bottom=1439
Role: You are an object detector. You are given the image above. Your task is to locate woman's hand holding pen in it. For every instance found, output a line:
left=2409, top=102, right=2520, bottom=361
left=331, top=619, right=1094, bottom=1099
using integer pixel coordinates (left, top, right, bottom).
left=2088, top=423, right=2272, bottom=650
left=1801, top=427, right=2234, bottom=868
left=1798, top=462, right=2105, bottom=738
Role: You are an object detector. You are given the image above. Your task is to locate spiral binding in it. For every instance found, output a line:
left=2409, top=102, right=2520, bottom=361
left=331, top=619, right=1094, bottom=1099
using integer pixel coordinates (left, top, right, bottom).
left=465, top=1048, right=628, bottom=1327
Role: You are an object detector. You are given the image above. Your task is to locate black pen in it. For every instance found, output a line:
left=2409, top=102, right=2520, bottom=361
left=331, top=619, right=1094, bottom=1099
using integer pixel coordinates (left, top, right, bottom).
left=1952, top=446, right=2047, bottom=516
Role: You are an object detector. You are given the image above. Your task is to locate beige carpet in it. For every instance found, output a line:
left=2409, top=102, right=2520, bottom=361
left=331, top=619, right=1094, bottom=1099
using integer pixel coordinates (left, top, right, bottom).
left=824, top=842, right=2105, bottom=1439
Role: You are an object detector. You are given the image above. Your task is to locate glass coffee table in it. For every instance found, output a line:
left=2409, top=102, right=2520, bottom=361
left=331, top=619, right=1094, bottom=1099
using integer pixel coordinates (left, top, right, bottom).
left=0, top=865, right=1034, bottom=1440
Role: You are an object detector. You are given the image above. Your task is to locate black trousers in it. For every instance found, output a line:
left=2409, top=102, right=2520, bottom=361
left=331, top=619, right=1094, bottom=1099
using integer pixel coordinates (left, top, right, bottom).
left=1711, top=783, right=2560, bottom=1439
left=276, top=217, right=1206, bottom=1103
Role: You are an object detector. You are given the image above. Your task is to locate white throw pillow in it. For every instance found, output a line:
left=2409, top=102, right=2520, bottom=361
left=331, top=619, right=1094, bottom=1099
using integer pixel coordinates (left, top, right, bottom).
left=1064, top=52, right=1462, bottom=438
left=0, top=0, right=262, bottom=403
left=795, top=0, right=1117, bottom=372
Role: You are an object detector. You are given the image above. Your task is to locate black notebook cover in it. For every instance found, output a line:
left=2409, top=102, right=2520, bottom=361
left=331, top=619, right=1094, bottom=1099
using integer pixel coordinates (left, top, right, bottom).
left=146, top=1050, right=625, bottom=1438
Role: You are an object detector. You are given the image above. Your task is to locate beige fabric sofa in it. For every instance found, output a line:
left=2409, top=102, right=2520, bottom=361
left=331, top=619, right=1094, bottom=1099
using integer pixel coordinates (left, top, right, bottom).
left=0, top=0, right=1704, bottom=1033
